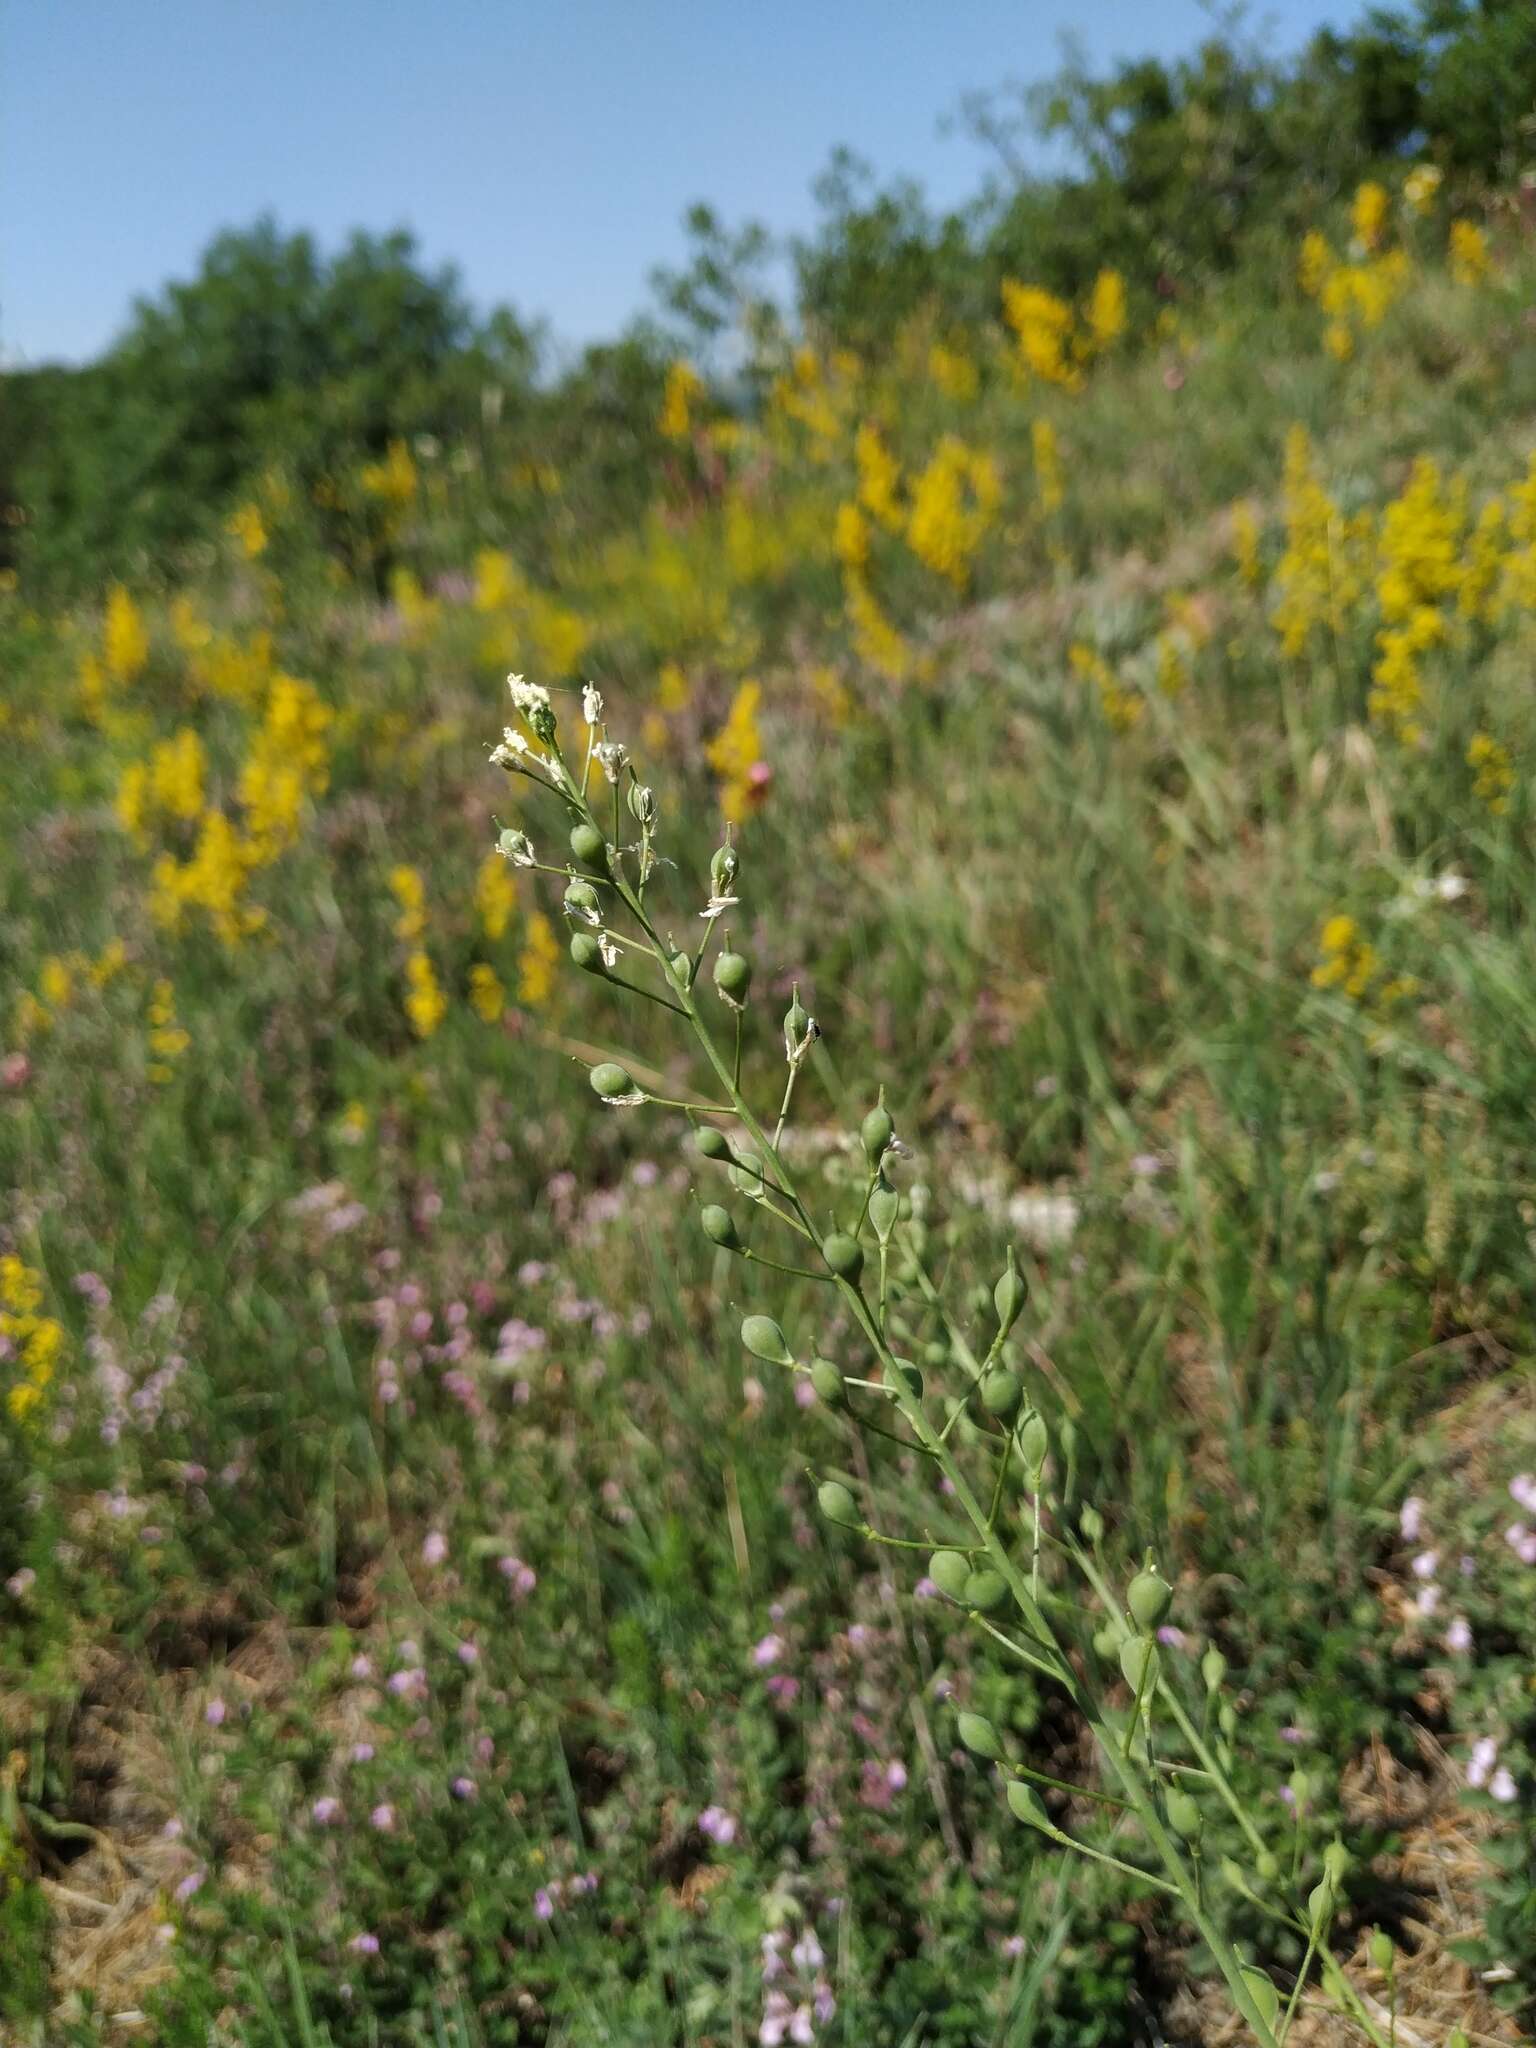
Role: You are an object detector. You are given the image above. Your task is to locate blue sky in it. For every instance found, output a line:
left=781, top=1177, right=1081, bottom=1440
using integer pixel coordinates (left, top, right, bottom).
left=4, top=1, right=1351, bottom=369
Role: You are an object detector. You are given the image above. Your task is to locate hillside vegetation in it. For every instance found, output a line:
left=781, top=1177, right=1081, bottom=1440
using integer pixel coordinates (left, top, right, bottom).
left=3, top=9, right=1536, bottom=2043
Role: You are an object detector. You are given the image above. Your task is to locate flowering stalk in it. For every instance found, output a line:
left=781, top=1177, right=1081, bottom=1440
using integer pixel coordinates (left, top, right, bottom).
left=481, top=675, right=1383, bottom=2048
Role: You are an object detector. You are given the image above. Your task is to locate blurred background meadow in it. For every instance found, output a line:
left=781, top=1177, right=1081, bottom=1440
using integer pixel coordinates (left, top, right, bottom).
left=4, top=1, right=1536, bottom=2040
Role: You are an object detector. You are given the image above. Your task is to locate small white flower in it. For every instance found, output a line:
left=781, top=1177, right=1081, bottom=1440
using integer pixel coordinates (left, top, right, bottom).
left=498, top=829, right=535, bottom=867
left=582, top=683, right=604, bottom=727
left=595, top=740, right=628, bottom=784
left=490, top=727, right=529, bottom=767
left=507, top=674, right=551, bottom=717
left=1488, top=1765, right=1518, bottom=1803
left=598, top=933, right=619, bottom=970
left=700, top=893, right=739, bottom=923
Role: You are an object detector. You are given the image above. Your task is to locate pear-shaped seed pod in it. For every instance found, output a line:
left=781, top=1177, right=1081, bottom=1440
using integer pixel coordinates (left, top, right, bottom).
left=1017, top=1411, right=1049, bottom=1481
left=569, top=933, right=607, bottom=975
left=816, top=1480, right=860, bottom=1528
left=927, top=1549, right=971, bottom=1600
left=810, top=1358, right=847, bottom=1408
left=713, top=951, right=751, bottom=1003
left=868, top=1182, right=900, bottom=1243
left=860, top=1102, right=894, bottom=1166
left=1166, top=1789, right=1202, bottom=1839
left=700, top=1205, right=741, bottom=1250
left=569, top=821, right=607, bottom=866
left=993, top=1256, right=1027, bottom=1335
left=963, top=1569, right=1008, bottom=1611
left=1119, top=1635, right=1158, bottom=1694
left=740, top=1315, right=792, bottom=1365
left=980, top=1367, right=1022, bottom=1418
left=956, top=1711, right=1001, bottom=1760
left=1127, top=1567, right=1173, bottom=1633
left=822, top=1233, right=864, bottom=1282
left=589, top=1062, right=634, bottom=1100
left=1006, top=1780, right=1053, bottom=1831
left=695, top=1126, right=731, bottom=1161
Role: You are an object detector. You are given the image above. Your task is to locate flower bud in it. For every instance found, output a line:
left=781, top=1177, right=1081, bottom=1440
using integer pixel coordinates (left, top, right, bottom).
left=1119, top=1636, right=1157, bottom=1694
left=1166, top=1789, right=1201, bottom=1839
left=869, top=1181, right=899, bottom=1244
left=1219, top=1702, right=1237, bottom=1740
left=710, top=841, right=739, bottom=897
left=822, top=1233, right=864, bottom=1282
left=1201, top=1647, right=1227, bottom=1694
left=1323, top=1839, right=1349, bottom=1886
left=980, top=1367, right=1022, bottom=1419
left=570, top=932, right=607, bottom=975
left=1127, top=1566, right=1173, bottom=1634
left=956, top=1711, right=1001, bottom=1761
left=1092, top=1623, right=1119, bottom=1660
left=590, top=1062, right=635, bottom=1100
left=1005, top=1779, right=1053, bottom=1831
left=1368, top=1929, right=1393, bottom=1972
left=569, top=821, right=607, bottom=867
left=696, top=1126, right=731, bottom=1161
left=963, top=1569, right=1007, bottom=1611
left=860, top=1101, right=894, bottom=1167
left=497, top=828, right=535, bottom=866
left=700, top=1205, right=741, bottom=1250
left=927, top=1549, right=971, bottom=1600
left=1239, top=1970, right=1279, bottom=2033
left=810, top=1358, right=847, bottom=1408
left=741, top=1315, right=792, bottom=1366
left=1255, top=1849, right=1279, bottom=1883
left=817, top=1479, right=860, bottom=1528
left=1017, top=1411, right=1049, bottom=1483
left=1079, top=1504, right=1104, bottom=1543
left=1308, top=1878, right=1335, bottom=1932
left=993, top=1251, right=1026, bottom=1336
left=713, top=951, right=751, bottom=1007
left=563, top=878, right=601, bottom=924
left=670, top=950, right=693, bottom=988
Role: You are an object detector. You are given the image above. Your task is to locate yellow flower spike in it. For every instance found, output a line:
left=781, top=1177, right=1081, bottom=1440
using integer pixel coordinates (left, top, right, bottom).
left=475, top=851, right=517, bottom=941
left=516, top=911, right=560, bottom=1008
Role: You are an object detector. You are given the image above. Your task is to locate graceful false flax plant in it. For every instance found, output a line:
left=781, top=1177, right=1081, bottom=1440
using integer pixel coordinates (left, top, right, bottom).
left=485, top=674, right=1388, bottom=2048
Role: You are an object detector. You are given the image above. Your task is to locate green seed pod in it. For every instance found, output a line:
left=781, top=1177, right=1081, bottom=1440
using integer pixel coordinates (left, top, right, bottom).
left=1006, top=1779, right=1053, bottom=1831
left=822, top=1233, right=864, bottom=1282
left=726, top=1146, right=763, bottom=1189
left=1092, top=1624, right=1119, bottom=1660
left=570, top=932, right=607, bottom=975
left=700, top=1205, right=741, bottom=1250
left=889, top=1358, right=923, bottom=1400
left=713, top=950, right=751, bottom=1005
left=963, top=1569, right=1008, bottom=1612
left=563, top=878, right=601, bottom=923
left=817, top=1479, right=860, bottom=1529
left=1308, top=1879, right=1335, bottom=1932
left=1219, top=1856, right=1248, bottom=1894
left=627, top=782, right=657, bottom=830
left=589, top=1062, right=634, bottom=1100
left=922, top=1340, right=948, bottom=1370
left=1219, top=1702, right=1238, bottom=1742
left=1119, top=1636, right=1157, bottom=1695
left=696, top=1126, right=731, bottom=1161
left=980, top=1367, right=1022, bottom=1419
left=927, top=1550, right=971, bottom=1600
left=1166, top=1789, right=1202, bottom=1839
left=671, top=951, right=693, bottom=986
left=1079, top=1504, right=1104, bottom=1544
left=1017, top=1411, right=1049, bottom=1483
left=993, top=1251, right=1027, bottom=1336
left=956, top=1711, right=1001, bottom=1761
left=860, top=1101, right=894, bottom=1167
left=869, top=1180, right=899, bottom=1244
left=1127, top=1566, right=1173, bottom=1634
left=1323, top=1839, right=1350, bottom=1886
left=1368, top=1929, right=1393, bottom=1972
left=741, top=1315, right=792, bottom=1365
left=569, top=821, right=607, bottom=867
left=783, top=989, right=809, bottom=1056
left=1200, top=1646, right=1227, bottom=1694
left=710, top=841, right=738, bottom=897
left=1255, top=1849, right=1279, bottom=1883
left=810, top=1358, right=847, bottom=1408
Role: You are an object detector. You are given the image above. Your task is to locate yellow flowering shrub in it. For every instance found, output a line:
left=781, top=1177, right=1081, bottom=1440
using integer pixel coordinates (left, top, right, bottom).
left=1070, top=642, right=1142, bottom=732
left=905, top=437, right=1001, bottom=587
left=1448, top=220, right=1489, bottom=286
left=404, top=951, right=447, bottom=1038
left=1001, top=282, right=1080, bottom=390
left=1352, top=181, right=1390, bottom=252
left=1032, top=419, right=1064, bottom=518
left=517, top=910, right=560, bottom=1006
left=104, top=585, right=149, bottom=683
left=146, top=976, right=191, bottom=1083
left=2, top=1255, right=64, bottom=1426
left=1467, top=732, right=1513, bottom=813
left=390, top=864, right=427, bottom=942
left=705, top=680, right=767, bottom=823
left=660, top=360, right=705, bottom=441
left=855, top=425, right=904, bottom=533
left=1311, top=915, right=1414, bottom=1008
left=468, top=962, right=505, bottom=1023
left=475, top=850, right=517, bottom=940
left=360, top=439, right=418, bottom=506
